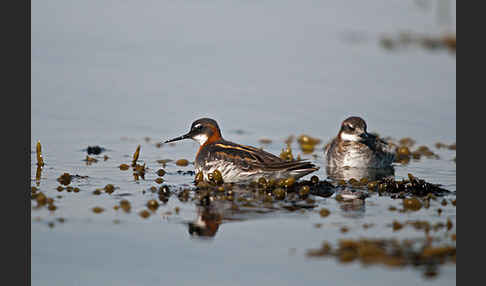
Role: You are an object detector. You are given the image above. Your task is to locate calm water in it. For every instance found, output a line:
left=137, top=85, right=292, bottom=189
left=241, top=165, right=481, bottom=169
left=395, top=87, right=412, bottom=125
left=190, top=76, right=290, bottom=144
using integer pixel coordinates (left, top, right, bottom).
left=31, top=1, right=456, bottom=285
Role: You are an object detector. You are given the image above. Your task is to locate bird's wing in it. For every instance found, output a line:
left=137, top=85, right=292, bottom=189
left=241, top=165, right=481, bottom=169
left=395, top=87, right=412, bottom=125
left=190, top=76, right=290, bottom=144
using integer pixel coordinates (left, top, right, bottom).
left=210, top=141, right=317, bottom=172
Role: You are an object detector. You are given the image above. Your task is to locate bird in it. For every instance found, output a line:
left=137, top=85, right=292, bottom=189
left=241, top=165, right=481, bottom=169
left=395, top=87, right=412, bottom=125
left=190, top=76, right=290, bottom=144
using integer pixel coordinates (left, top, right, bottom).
left=164, top=118, right=319, bottom=183
left=324, top=116, right=395, bottom=169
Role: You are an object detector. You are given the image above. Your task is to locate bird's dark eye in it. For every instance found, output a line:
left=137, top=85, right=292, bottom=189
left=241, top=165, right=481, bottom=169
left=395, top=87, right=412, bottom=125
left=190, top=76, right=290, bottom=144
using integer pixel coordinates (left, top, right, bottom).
left=344, top=125, right=354, bottom=131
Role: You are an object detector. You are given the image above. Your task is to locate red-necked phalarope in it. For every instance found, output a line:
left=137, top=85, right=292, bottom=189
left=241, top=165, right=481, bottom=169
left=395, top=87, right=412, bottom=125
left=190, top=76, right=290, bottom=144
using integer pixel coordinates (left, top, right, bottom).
left=164, top=118, right=319, bottom=183
left=324, top=116, right=395, bottom=169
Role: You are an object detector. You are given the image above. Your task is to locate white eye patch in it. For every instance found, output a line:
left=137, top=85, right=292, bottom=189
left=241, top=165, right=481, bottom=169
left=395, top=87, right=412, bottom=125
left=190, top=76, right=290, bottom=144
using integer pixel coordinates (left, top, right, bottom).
left=340, top=133, right=360, bottom=142
left=193, top=134, right=209, bottom=145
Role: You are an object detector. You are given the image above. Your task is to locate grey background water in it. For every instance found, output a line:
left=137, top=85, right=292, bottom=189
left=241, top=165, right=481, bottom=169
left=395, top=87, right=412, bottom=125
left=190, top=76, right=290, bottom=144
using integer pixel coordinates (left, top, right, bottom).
left=31, top=1, right=456, bottom=285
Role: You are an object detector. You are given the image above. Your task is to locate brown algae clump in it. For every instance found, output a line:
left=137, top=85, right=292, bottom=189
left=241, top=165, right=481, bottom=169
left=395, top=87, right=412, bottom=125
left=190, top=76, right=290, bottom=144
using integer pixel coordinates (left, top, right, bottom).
left=319, top=208, right=330, bottom=218
left=403, top=198, right=422, bottom=211
left=92, top=207, right=104, bottom=214
left=35, top=192, right=47, bottom=207
left=367, top=181, right=378, bottom=190
left=300, top=144, right=315, bottom=154
left=47, top=204, right=57, bottom=212
left=273, top=188, right=286, bottom=200
left=307, top=238, right=455, bottom=276
left=156, top=169, right=166, bottom=177
left=210, top=170, right=224, bottom=185
left=139, top=210, right=151, bottom=218
left=398, top=137, right=415, bottom=147
left=284, top=177, right=296, bottom=188
left=119, top=164, right=130, bottom=171
left=155, top=178, right=164, bottom=184
left=280, top=146, right=294, bottom=161
left=104, top=184, right=116, bottom=194
left=36, top=141, right=45, bottom=167
left=84, top=155, right=98, bottom=165
left=259, top=138, right=272, bottom=144
left=156, top=159, right=172, bottom=167
left=57, top=173, right=72, bottom=186
left=132, top=145, right=141, bottom=167
left=392, top=221, right=404, bottom=231
left=299, top=185, right=310, bottom=197
left=368, top=174, right=449, bottom=197
left=194, top=171, right=204, bottom=185
left=297, top=135, right=321, bottom=154
left=133, top=163, right=146, bottom=177
left=298, top=135, right=321, bottom=145
left=147, top=199, right=159, bottom=211
left=395, top=146, right=411, bottom=164
left=413, top=146, right=439, bottom=159
left=176, top=159, right=189, bottom=166
left=120, top=200, right=131, bottom=213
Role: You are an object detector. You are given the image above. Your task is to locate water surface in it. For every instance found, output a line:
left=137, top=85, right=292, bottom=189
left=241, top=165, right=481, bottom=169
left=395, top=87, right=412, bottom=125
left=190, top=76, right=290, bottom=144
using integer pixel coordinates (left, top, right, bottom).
left=32, top=1, right=456, bottom=285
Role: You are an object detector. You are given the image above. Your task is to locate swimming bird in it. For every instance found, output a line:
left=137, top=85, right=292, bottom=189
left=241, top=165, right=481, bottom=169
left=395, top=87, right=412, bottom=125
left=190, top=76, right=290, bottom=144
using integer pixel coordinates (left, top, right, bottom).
left=324, top=116, right=395, bottom=169
left=164, top=118, right=319, bottom=183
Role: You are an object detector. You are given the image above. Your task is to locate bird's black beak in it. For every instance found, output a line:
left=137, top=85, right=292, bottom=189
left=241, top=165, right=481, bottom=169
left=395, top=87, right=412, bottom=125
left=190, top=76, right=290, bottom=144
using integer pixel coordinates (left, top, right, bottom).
left=164, top=132, right=191, bottom=144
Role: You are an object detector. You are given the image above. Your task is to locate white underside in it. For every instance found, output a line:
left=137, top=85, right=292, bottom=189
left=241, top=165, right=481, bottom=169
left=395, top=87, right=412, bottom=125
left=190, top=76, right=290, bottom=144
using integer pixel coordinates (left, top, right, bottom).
left=340, top=149, right=371, bottom=168
left=195, top=160, right=313, bottom=183
left=327, top=148, right=393, bottom=169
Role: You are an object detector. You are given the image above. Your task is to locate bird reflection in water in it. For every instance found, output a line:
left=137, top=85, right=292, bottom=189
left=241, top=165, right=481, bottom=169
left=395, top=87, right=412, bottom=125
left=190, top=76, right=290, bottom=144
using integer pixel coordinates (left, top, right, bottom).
left=186, top=189, right=289, bottom=239
left=326, top=165, right=394, bottom=219
left=186, top=194, right=258, bottom=239
left=187, top=204, right=223, bottom=238
left=336, top=190, right=367, bottom=219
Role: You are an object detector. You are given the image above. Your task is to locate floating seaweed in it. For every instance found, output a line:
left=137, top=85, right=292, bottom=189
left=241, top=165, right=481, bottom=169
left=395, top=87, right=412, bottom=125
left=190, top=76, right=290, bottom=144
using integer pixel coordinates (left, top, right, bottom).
left=379, top=32, right=456, bottom=54
left=156, top=159, right=172, bottom=168
left=104, top=184, right=116, bottom=194
left=119, top=164, right=130, bottom=170
left=92, top=207, right=104, bottom=214
left=35, top=166, right=42, bottom=186
left=280, top=145, right=294, bottom=161
left=365, top=174, right=449, bottom=197
left=156, top=169, right=166, bottom=177
left=297, top=134, right=321, bottom=154
left=307, top=237, right=455, bottom=277
left=146, top=199, right=159, bottom=211
left=84, top=155, right=98, bottom=165
left=119, top=200, right=131, bottom=213
left=132, top=145, right=141, bottom=167
left=36, top=141, right=44, bottom=167
left=176, top=159, right=189, bottom=166
left=57, top=173, right=72, bottom=186
left=259, top=138, right=272, bottom=145
left=139, top=210, right=150, bottom=218
left=86, top=146, right=105, bottom=155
